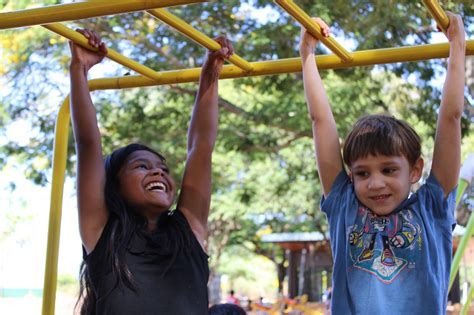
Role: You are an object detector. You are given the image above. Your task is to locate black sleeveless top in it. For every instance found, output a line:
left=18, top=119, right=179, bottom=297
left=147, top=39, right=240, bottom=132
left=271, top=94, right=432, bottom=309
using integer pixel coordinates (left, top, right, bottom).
left=83, top=210, right=209, bottom=315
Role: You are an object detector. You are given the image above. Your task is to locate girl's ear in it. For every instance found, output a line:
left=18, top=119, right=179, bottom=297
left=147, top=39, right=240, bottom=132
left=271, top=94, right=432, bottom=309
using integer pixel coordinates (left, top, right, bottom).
left=348, top=170, right=353, bottom=182
left=410, top=158, right=424, bottom=184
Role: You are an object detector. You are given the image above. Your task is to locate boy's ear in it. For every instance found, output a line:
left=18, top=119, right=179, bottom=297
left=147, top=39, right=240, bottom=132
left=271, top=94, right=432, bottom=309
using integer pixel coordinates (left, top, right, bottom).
left=410, top=158, right=424, bottom=183
left=348, top=170, right=353, bottom=182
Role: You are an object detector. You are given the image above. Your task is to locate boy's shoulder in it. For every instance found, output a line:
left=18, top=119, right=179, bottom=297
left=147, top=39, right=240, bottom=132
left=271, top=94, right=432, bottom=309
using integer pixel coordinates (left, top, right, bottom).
left=403, top=173, right=456, bottom=227
left=412, top=173, right=452, bottom=203
left=320, top=170, right=351, bottom=205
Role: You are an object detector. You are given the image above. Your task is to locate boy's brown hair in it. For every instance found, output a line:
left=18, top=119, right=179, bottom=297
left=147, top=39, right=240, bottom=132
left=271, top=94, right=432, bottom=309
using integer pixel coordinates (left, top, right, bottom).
left=343, top=115, right=421, bottom=167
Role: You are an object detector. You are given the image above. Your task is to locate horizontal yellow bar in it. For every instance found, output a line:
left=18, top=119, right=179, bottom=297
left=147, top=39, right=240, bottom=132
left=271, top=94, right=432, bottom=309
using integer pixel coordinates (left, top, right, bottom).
left=87, top=40, right=474, bottom=91
left=147, top=9, right=253, bottom=72
left=0, top=0, right=207, bottom=30
left=274, top=0, right=353, bottom=63
left=43, top=23, right=163, bottom=81
left=422, top=0, right=449, bottom=34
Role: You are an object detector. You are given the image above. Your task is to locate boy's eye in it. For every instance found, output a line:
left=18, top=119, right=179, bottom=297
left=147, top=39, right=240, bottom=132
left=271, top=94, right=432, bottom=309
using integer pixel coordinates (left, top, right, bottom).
left=136, top=164, right=148, bottom=170
left=383, top=168, right=397, bottom=174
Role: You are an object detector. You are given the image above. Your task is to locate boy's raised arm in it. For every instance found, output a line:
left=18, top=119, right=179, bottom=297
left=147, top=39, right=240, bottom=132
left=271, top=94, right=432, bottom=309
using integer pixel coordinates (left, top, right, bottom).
left=300, top=18, right=344, bottom=197
left=431, top=12, right=466, bottom=196
left=177, top=37, right=233, bottom=244
left=69, top=29, right=109, bottom=253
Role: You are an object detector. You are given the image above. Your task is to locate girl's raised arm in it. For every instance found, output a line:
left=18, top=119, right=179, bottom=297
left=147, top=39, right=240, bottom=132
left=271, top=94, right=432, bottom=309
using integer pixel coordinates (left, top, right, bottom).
left=177, top=37, right=233, bottom=246
left=69, top=29, right=109, bottom=254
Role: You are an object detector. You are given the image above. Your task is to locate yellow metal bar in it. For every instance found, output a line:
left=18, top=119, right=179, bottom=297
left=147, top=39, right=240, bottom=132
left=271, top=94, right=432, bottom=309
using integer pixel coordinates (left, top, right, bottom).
left=42, top=23, right=163, bottom=82
left=42, top=97, right=70, bottom=315
left=0, top=0, right=207, bottom=30
left=274, top=0, right=353, bottom=63
left=147, top=9, right=253, bottom=72
left=86, top=40, right=474, bottom=91
left=422, top=0, right=450, bottom=34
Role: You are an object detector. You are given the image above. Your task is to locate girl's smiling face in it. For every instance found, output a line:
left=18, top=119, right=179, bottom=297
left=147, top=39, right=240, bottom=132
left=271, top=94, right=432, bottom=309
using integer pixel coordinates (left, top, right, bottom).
left=350, top=154, right=423, bottom=215
left=118, top=150, right=176, bottom=218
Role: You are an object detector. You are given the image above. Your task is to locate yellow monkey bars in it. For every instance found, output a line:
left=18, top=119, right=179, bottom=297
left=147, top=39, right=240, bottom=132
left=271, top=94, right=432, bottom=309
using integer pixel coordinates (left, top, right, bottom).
left=42, top=23, right=164, bottom=81
left=146, top=8, right=254, bottom=72
left=1, top=0, right=473, bottom=314
left=0, top=0, right=207, bottom=30
left=274, top=0, right=353, bottom=63
left=423, top=0, right=450, bottom=34
left=84, top=41, right=474, bottom=89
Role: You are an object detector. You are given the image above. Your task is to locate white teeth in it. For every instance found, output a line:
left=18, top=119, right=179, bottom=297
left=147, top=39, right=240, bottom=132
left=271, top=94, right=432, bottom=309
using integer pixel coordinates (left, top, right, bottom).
left=145, top=182, right=166, bottom=192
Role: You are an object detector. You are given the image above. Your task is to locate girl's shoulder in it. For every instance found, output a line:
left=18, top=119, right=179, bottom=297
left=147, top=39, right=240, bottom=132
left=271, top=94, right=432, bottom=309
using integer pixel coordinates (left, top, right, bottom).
left=82, top=215, right=116, bottom=261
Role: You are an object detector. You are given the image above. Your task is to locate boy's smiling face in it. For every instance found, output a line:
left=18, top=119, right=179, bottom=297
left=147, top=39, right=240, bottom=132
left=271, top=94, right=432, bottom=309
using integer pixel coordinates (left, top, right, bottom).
left=350, top=154, right=423, bottom=216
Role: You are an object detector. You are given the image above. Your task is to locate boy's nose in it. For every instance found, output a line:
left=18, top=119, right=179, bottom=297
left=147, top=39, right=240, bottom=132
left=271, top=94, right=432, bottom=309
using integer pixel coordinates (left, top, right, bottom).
left=368, top=176, right=385, bottom=189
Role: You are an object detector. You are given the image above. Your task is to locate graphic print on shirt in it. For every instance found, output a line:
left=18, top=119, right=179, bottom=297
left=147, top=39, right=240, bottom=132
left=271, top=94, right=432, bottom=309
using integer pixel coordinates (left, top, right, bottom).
left=348, top=205, right=421, bottom=283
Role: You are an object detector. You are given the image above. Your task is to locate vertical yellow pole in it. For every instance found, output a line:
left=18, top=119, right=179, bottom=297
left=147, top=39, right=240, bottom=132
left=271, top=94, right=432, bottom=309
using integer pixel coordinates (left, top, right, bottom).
left=42, top=97, right=70, bottom=315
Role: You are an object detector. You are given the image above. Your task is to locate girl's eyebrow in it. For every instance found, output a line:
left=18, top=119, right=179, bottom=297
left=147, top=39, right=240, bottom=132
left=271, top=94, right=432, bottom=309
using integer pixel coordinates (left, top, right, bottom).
left=129, top=157, right=167, bottom=167
left=128, top=158, right=150, bottom=164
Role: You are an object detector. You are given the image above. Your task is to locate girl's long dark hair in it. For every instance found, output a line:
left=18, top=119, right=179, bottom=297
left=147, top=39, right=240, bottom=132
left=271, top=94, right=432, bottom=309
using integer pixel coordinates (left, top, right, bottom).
left=77, top=143, right=191, bottom=315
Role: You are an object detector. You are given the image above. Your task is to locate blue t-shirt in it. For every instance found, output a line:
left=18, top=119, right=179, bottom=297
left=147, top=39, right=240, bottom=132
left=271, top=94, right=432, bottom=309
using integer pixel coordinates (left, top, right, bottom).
left=321, top=171, right=456, bottom=315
